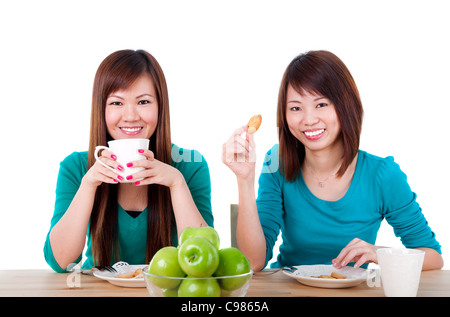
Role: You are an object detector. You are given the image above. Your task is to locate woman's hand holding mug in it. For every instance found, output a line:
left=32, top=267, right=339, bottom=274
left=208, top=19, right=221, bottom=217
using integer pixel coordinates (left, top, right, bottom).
left=83, top=148, right=125, bottom=187
left=84, top=138, right=150, bottom=187
left=125, top=149, right=183, bottom=188
left=88, top=138, right=183, bottom=189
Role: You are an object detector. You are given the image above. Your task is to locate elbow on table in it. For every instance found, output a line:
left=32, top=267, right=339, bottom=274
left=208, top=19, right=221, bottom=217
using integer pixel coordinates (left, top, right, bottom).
left=419, top=248, right=444, bottom=271
left=423, top=258, right=444, bottom=271
left=251, top=262, right=266, bottom=273
left=247, top=256, right=267, bottom=272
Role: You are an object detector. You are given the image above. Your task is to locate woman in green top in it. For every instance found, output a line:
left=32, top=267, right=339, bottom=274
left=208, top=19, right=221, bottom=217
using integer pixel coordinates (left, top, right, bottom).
left=44, top=49, right=213, bottom=272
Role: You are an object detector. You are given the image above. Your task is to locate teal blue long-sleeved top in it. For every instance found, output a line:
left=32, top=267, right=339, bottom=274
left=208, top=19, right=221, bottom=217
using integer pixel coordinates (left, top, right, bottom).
left=257, top=145, right=441, bottom=268
left=44, top=144, right=213, bottom=273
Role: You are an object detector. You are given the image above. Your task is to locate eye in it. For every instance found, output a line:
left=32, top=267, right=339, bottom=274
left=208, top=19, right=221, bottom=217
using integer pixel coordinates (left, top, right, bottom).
left=316, top=103, right=328, bottom=108
left=289, top=106, right=301, bottom=111
left=109, top=101, right=122, bottom=106
left=138, top=100, right=150, bottom=105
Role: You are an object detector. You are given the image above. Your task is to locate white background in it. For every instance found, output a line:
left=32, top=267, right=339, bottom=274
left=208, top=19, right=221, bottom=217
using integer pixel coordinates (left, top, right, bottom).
left=1, top=0, right=448, bottom=270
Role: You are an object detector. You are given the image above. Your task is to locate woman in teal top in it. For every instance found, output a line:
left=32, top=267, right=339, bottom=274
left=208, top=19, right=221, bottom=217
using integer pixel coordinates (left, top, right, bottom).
left=223, top=50, right=443, bottom=271
left=44, top=50, right=213, bottom=273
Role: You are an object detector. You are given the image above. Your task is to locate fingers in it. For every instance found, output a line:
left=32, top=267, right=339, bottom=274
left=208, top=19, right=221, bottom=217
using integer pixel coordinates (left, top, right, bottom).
left=333, top=248, right=362, bottom=269
left=89, top=148, right=154, bottom=186
left=99, top=153, right=123, bottom=182
left=126, top=149, right=155, bottom=169
left=332, top=239, right=358, bottom=268
left=247, top=132, right=256, bottom=161
left=98, top=149, right=125, bottom=172
left=128, top=157, right=181, bottom=187
left=332, top=238, right=377, bottom=269
left=353, top=253, right=371, bottom=269
left=222, top=126, right=255, bottom=163
left=87, top=159, right=122, bottom=185
left=124, top=150, right=165, bottom=185
left=95, top=162, right=123, bottom=184
left=91, top=149, right=128, bottom=184
left=234, top=125, right=248, bottom=136
left=138, top=148, right=155, bottom=161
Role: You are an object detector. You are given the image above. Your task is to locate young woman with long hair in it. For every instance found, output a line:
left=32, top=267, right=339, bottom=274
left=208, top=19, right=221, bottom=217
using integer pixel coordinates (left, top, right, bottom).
left=223, top=50, right=443, bottom=272
left=45, top=49, right=213, bottom=272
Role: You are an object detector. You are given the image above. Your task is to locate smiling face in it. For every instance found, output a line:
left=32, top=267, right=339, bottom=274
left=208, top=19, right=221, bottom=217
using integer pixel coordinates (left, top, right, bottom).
left=105, top=74, right=158, bottom=140
left=285, top=85, right=342, bottom=154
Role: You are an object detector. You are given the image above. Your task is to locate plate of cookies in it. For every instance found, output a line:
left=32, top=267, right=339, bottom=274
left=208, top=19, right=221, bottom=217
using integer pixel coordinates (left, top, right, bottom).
left=282, top=264, right=367, bottom=288
left=93, top=262, right=147, bottom=288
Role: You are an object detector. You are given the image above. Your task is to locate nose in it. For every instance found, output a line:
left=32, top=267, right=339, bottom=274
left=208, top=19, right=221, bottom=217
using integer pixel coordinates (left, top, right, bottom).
left=122, top=104, right=140, bottom=122
left=302, top=108, right=319, bottom=126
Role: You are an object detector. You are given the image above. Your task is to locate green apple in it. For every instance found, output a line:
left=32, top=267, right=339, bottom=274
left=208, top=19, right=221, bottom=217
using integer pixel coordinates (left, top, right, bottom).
left=178, top=236, right=219, bottom=277
left=161, top=288, right=178, bottom=297
left=147, top=246, right=186, bottom=289
left=178, top=278, right=221, bottom=297
left=214, top=247, right=251, bottom=291
left=179, top=226, right=220, bottom=250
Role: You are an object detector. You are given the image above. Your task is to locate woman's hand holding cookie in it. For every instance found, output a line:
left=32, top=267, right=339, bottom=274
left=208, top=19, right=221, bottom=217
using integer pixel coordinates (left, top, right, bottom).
left=222, top=114, right=262, bottom=181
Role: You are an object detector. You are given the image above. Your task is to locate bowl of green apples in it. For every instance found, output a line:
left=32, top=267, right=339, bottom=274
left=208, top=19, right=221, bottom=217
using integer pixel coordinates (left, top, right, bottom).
left=143, top=226, right=253, bottom=297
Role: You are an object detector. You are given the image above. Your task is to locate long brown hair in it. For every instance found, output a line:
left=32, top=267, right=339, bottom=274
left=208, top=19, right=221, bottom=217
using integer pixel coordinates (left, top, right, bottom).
left=87, top=49, right=173, bottom=265
left=277, top=50, right=363, bottom=182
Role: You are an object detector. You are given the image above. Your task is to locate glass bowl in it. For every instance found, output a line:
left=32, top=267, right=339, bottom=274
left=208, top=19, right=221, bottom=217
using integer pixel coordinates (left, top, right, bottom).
left=143, top=269, right=253, bottom=297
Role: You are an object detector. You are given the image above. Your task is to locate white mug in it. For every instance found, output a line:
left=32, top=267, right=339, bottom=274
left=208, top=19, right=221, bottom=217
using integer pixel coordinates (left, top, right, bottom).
left=94, top=138, right=149, bottom=183
left=376, top=247, right=425, bottom=297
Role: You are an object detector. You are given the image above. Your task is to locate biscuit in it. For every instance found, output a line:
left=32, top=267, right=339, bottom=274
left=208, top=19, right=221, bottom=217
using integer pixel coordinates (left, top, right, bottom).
left=115, top=272, right=136, bottom=279
left=310, top=272, right=347, bottom=279
left=247, top=114, right=262, bottom=134
left=331, top=271, right=347, bottom=279
left=115, top=268, right=144, bottom=279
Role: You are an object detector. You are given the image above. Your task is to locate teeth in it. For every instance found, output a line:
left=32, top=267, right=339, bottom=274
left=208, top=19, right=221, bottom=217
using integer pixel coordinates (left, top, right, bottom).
left=121, top=127, right=141, bottom=132
left=304, top=129, right=325, bottom=137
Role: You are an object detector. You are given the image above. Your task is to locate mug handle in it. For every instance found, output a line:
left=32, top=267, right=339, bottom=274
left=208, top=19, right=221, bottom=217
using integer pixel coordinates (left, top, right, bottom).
left=94, top=145, right=115, bottom=172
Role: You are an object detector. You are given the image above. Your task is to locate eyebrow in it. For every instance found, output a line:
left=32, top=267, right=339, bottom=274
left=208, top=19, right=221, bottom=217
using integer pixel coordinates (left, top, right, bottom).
left=136, top=93, right=155, bottom=99
left=287, top=96, right=327, bottom=103
left=108, top=93, right=155, bottom=100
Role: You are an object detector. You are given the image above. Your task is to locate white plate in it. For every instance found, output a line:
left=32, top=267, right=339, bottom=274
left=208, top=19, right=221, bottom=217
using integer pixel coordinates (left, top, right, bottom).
left=93, top=262, right=147, bottom=288
left=282, top=264, right=368, bottom=289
